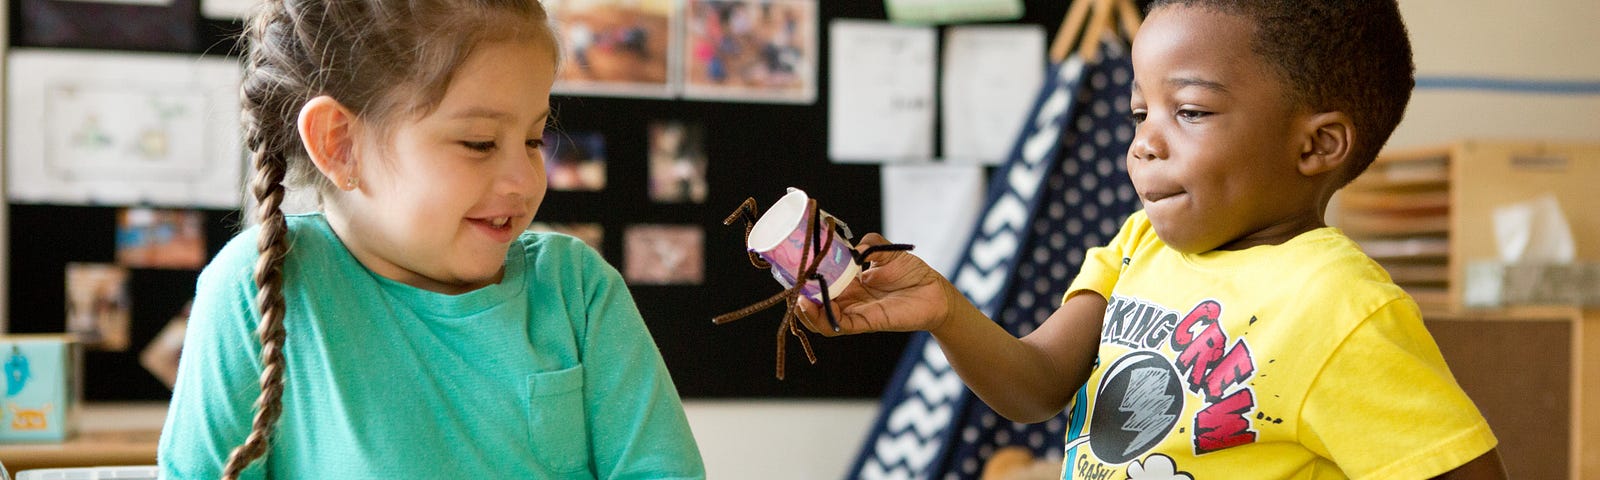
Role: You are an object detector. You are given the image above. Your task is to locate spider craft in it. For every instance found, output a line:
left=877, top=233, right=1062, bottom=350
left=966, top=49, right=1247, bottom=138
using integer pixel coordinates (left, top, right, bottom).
left=713, top=190, right=913, bottom=379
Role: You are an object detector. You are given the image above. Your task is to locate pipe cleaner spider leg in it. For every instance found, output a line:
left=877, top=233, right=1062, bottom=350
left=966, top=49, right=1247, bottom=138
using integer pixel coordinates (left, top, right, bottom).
left=851, top=243, right=916, bottom=270
left=714, top=195, right=913, bottom=379
left=722, top=197, right=769, bottom=269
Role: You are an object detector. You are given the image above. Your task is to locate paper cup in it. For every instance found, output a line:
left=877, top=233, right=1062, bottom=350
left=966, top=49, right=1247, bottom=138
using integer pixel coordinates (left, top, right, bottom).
left=747, top=188, right=860, bottom=303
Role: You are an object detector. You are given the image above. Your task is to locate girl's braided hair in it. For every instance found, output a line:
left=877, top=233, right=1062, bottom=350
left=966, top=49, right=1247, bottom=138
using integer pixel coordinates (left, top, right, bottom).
left=227, top=0, right=556, bottom=476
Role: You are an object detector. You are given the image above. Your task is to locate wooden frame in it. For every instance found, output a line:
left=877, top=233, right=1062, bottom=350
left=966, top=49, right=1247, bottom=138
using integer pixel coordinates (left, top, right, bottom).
left=1425, top=306, right=1599, bottom=479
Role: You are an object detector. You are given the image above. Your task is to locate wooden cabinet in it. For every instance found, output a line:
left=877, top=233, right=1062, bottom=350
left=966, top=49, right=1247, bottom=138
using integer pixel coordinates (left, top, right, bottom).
left=1425, top=307, right=1598, bottom=480
left=1339, top=141, right=1600, bottom=478
left=1335, top=140, right=1600, bottom=310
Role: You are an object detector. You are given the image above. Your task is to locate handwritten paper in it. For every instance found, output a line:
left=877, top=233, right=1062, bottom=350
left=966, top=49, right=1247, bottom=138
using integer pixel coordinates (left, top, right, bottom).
left=882, top=162, right=986, bottom=276
left=827, top=20, right=936, bottom=163
left=942, top=24, right=1046, bottom=165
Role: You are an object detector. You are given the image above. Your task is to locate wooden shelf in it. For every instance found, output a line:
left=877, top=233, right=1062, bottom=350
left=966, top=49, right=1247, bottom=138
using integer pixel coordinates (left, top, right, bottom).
left=0, top=402, right=164, bottom=471
left=1338, top=141, right=1600, bottom=479
left=1334, top=140, right=1600, bottom=310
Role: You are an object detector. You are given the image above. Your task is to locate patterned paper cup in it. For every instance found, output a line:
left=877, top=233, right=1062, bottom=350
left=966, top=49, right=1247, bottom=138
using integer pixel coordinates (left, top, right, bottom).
left=747, top=188, right=860, bottom=303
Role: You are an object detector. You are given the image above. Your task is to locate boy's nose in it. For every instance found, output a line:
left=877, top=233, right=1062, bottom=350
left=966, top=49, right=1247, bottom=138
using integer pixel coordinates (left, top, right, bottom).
left=1128, top=126, right=1166, bottom=161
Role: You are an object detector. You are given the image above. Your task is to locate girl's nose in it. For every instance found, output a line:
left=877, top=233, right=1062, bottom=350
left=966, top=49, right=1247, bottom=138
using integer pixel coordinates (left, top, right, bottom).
left=499, top=146, right=545, bottom=195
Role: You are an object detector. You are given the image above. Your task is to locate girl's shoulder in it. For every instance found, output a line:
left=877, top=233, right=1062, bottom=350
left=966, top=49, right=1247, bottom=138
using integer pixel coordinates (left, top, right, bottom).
left=514, top=230, right=618, bottom=288
left=202, top=213, right=338, bottom=276
left=517, top=230, right=604, bottom=264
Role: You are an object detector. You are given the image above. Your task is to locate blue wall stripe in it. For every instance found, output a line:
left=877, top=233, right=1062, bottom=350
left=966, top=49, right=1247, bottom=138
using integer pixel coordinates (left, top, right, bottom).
left=1416, top=76, right=1600, bottom=95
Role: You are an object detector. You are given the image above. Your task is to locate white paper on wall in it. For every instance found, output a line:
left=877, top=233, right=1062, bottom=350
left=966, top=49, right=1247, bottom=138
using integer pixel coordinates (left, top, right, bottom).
left=941, top=24, right=1045, bottom=165
left=882, top=162, right=985, bottom=276
left=200, top=0, right=258, bottom=20
left=6, top=49, right=245, bottom=208
left=827, top=20, right=936, bottom=163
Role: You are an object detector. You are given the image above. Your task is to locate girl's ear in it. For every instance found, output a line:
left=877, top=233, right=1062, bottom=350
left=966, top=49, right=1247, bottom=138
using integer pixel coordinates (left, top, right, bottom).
left=297, top=96, right=361, bottom=190
left=1298, top=111, right=1354, bottom=177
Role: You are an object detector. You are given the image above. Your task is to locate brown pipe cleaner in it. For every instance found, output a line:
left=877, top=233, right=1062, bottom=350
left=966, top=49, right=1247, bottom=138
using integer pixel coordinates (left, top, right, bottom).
left=713, top=196, right=913, bottom=379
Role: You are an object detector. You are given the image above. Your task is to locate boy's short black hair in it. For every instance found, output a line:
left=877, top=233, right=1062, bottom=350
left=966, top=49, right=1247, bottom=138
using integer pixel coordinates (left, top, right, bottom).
left=1148, top=0, right=1415, bottom=185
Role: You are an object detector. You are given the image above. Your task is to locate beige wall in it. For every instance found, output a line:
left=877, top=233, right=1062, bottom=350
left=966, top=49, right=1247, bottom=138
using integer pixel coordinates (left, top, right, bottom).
left=1389, top=0, right=1600, bottom=149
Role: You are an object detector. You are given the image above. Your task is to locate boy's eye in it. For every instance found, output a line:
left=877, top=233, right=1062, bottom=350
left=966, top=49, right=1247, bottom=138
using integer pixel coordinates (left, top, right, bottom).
left=1176, top=109, right=1212, bottom=121
left=1127, top=111, right=1148, bottom=124
left=462, top=141, right=496, bottom=153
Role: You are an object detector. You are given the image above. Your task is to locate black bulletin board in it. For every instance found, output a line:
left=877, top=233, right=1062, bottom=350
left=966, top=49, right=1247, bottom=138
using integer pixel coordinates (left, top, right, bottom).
left=6, top=0, right=1107, bottom=400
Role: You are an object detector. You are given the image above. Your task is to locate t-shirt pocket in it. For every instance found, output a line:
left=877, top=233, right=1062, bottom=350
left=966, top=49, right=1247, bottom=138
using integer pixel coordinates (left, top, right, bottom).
left=527, top=364, right=590, bottom=474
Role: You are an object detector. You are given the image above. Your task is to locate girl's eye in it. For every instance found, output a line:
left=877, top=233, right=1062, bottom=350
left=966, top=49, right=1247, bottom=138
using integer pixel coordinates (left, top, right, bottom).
left=1127, top=111, right=1147, bottom=124
left=526, top=139, right=545, bottom=149
left=462, top=141, right=496, bottom=153
left=1176, top=109, right=1211, bottom=121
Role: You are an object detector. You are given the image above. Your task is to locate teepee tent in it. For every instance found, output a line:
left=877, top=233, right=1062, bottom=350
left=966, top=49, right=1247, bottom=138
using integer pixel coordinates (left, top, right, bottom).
left=848, top=1, right=1144, bottom=478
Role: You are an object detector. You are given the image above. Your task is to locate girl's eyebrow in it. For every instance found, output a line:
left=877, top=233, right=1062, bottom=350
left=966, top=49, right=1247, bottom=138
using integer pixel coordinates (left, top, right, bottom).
left=448, top=107, right=552, bottom=125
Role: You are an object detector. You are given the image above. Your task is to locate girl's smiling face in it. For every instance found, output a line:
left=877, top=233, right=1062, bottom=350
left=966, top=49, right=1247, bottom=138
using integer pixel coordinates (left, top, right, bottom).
left=332, top=39, right=555, bottom=294
left=1127, top=5, right=1332, bottom=253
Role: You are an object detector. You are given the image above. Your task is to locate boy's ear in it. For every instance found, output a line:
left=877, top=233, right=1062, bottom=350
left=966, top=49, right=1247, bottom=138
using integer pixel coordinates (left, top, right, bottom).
left=297, top=95, right=361, bottom=191
left=1298, top=111, right=1354, bottom=177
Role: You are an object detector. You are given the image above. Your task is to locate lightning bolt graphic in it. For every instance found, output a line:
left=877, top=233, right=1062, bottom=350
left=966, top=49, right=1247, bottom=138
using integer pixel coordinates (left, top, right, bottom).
left=1120, top=366, right=1176, bottom=455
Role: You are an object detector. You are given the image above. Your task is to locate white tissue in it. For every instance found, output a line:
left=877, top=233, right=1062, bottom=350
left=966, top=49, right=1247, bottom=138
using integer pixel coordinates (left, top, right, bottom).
left=1492, top=193, right=1575, bottom=264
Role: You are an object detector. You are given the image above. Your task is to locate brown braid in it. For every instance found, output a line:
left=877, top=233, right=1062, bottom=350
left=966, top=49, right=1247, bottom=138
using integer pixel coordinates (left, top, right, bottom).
left=221, top=5, right=296, bottom=477
left=220, top=0, right=559, bottom=475
left=221, top=123, right=291, bottom=480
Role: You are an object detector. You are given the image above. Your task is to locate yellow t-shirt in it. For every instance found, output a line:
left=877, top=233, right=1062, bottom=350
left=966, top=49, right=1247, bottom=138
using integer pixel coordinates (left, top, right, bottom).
left=1061, top=211, right=1496, bottom=479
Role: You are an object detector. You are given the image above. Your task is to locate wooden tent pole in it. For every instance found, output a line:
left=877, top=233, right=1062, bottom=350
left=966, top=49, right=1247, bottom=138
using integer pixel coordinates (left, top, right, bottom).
left=1049, top=0, right=1095, bottom=62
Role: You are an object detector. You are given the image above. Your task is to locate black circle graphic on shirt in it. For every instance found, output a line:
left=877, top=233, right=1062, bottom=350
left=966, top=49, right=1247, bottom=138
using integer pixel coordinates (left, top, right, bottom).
left=1089, top=351, right=1184, bottom=464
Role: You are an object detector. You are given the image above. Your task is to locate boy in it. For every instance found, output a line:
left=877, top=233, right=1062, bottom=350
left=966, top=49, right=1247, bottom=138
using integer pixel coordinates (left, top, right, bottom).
left=799, top=0, right=1506, bottom=478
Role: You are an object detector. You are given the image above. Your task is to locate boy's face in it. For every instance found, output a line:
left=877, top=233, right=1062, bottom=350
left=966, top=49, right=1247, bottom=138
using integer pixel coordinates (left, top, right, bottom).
left=1127, top=6, right=1328, bottom=253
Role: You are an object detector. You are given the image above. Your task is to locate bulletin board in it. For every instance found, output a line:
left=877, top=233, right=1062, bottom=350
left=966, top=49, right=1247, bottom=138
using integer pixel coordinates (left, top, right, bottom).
left=5, top=0, right=1090, bottom=400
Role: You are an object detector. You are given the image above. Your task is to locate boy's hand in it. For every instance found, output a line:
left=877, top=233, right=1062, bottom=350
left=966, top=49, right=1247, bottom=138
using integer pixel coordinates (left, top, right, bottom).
left=796, top=233, right=963, bottom=335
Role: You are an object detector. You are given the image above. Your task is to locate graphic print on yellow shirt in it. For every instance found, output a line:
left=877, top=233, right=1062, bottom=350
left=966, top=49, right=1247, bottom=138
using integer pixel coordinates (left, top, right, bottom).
left=1064, top=296, right=1257, bottom=479
left=1057, top=211, right=1497, bottom=480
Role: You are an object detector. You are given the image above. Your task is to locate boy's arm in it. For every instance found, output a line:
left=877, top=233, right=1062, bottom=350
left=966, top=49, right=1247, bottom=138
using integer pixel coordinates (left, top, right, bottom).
left=799, top=233, right=1105, bottom=423
left=1433, top=449, right=1507, bottom=480
left=928, top=289, right=1105, bottom=423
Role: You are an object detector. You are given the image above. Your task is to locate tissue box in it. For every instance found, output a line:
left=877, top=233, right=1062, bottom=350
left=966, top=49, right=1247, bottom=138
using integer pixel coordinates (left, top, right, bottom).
left=0, top=335, right=81, bottom=442
left=1464, top=262, right=1600, bottom=308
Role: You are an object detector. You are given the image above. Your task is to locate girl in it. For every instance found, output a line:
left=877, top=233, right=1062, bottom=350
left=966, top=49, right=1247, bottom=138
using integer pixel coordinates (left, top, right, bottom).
left=158, top=0, right=705, bottom=478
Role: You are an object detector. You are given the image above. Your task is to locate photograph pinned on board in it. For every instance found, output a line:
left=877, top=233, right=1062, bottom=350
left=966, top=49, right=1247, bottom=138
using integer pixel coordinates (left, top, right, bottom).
left=116, top=207, right=207, bottom=270
left=140, top=301, right=190, bottom=389
left=647, top=120, right=709, bottom=204
left=541, top=130, right=608, bottom=191
left=682, top=0, right=817, bottom=104
left=17, top=0, right=197, bottom=52
left=64, top=263, right=132, bottom=352
left=5, top=49, right=245, bottom=208
left=527, top=222, right=605, bottom=253
left=547, top=0, right=676, bottom=98
left=623, top=224, right=704, bottom=285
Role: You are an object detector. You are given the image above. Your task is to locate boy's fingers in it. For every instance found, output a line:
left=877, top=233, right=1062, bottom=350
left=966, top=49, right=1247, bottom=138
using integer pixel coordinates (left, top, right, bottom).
left=855, top=232, right=891, bottom=250
left=794, top=300, right=828, bottom=335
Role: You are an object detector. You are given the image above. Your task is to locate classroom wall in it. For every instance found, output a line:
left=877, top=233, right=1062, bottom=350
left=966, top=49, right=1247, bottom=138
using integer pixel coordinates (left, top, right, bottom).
left=0, top=1, right=1593, bottom=478
left=0, top=0, right=8, bottom=335
left=703, top=2, right=1600, bottom=478
left=1389, top=0, right=1600, bottom=148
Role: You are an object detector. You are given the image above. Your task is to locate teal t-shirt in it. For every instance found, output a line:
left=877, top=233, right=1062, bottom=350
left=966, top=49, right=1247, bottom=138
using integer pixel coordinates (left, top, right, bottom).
left=159, top=213, right=704, bottom=479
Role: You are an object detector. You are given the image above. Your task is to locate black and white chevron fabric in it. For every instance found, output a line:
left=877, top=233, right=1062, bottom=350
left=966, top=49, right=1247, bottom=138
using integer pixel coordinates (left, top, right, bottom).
left=848, top=41, right=1138, bottom=480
